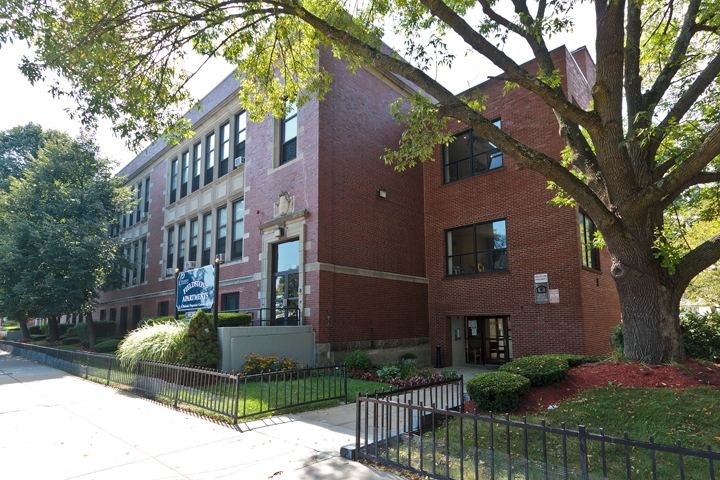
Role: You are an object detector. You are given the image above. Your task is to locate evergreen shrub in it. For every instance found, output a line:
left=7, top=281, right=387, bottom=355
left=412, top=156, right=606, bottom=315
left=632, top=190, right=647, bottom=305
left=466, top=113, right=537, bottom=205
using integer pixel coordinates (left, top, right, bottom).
left=177, top=310, right=220, bottom=368
left=681, top=311, right=720, bottom=362
left=466, top=372, right=530, bottom=412
left=76, top=321, right=117, bottom=346
left=94, top=338, right=121, bottom=353
left=547, top=354, right=602, bottom=368
left=344, top=350, right=373, bottom=373
left=62, top=336, right=80, bottom=345
left=30, top=334, right=46, bottom=341
left=217, top=313, right=252, bottom=327
left=498, top=355, right=569, bottom=386
left=28, top=325, right=43, bottom=335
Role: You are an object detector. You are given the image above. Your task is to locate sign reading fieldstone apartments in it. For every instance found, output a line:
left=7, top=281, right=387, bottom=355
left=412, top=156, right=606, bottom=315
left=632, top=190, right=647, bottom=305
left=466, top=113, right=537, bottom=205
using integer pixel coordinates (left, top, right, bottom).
left=176, top=266, right=215, bottom=312
left=534, top=273, right=549, bottom=304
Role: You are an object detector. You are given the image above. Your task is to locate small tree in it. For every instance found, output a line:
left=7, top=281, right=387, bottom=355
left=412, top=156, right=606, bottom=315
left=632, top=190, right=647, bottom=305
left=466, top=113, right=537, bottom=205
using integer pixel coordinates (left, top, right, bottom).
left=177, top=310, right=220, bottom=369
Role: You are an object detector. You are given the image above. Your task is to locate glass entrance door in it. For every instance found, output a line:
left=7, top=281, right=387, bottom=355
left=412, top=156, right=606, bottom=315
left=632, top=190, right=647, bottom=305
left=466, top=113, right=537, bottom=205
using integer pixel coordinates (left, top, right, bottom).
left=482, top=317, right=511, bottom=364
left=271, top=240, right=300, bottom=325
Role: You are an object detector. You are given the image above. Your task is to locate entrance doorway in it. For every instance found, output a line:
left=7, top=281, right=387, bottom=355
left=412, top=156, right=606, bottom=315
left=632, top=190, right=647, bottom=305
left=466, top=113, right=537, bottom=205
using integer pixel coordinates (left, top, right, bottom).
left=271, top=240, right=300, bottom=325
left=465, top=316, right=512, bottom=364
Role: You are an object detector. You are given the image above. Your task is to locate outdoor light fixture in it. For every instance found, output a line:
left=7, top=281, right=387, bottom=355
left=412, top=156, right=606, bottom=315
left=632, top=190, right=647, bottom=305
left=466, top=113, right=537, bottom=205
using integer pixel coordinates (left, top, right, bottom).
left=377, top=188, right=387, bottom=199
left=215, top=253, right=225, bottom=263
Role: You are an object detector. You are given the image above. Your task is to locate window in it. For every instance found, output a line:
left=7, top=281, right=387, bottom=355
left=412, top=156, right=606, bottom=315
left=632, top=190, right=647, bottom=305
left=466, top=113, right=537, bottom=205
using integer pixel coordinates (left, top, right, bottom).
left=180, top=150, right=189, bottom=198
left=202, top=213, right=212, bottom=266
left=109, top=308, right=117, bottom=321
left=122, top=211, right=127, bottom=230
left=281, top=103, right=297, bottom=165
left=219, top=122, right=230, bottom=177
left=169, top=157, right=178, bottom=203
left=166, top=227, right=175, bottom=274
left=140, top=238, right=147, bottom=283
left=446, top=219, right=507, bottom=276
left=205, top=132, right=215, bottom=185
left=222, top=293, right=240, bottom=312
left=580, top=211, right=599, bottom=270
left=177, top=224, right=186, bottom=271
left=189, top=218, right=198, bottom=262
left=132, top=241, right=139, bottom=284
left=99, top=310, right=106, bottom=320
left=128, top=186, right=135, bottom=227
left=124, top=246, right=131, bottom=284
left=216, top=206, right=227, bottom=256
left=234, top=111, right=247, bottom=168
left=158, top=301, right=169, bottom=317
left=144, top=177, right=150, bottom=216
left=443, top=120, right=502, bottom=183
left=192, top=142, right=202, bottom=192
left=135, top=181, right=142, bottom=223
left=232, top=198, right=244, bottom=260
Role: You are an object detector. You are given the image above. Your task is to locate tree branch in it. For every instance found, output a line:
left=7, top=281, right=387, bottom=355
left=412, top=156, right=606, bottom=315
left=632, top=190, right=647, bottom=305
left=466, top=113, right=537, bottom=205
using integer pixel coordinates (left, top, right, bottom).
left=674, top=232, right=720, bottom=296
left=660, top=171, right=720, bottom=210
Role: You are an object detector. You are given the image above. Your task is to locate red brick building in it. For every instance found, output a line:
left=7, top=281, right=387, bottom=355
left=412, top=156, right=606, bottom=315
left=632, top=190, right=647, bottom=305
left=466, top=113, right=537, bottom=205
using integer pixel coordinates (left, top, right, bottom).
left=94, top=45, right=620, bottom=366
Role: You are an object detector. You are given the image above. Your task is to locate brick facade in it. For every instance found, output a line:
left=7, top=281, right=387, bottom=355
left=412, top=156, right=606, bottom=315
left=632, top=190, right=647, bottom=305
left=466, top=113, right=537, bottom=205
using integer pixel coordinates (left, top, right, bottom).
left=91, top=45, right=620, bottom=367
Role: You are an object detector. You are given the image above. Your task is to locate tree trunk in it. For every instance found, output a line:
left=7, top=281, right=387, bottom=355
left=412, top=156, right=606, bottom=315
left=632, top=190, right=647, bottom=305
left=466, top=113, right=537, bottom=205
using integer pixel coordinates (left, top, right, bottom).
left=86, top=311, right=97, bottom=351
left=19, top=320, right=30, bottom=339
left=47, top=316, right=60, bottom=343
left=608, top=240, right=685, bottom=363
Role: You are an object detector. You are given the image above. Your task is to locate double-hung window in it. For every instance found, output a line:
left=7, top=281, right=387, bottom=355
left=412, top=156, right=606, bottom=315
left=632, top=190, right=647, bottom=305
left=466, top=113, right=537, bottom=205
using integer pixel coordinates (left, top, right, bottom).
left=169, top=158, right=178, bottom=203
left=180, top=150, right=189, bottom=198
left=144, top=177, right=150, bottom=216
left=281, top=104, right=297, bottom=165
left=219, top=122, right=230, bottom=177
left=132, top=241, right=139, bottom=284
left=177, top=224, right=186, bottom=271
left=580, top=211, right=599, bottom=270
left=166, top=228, right=175, bottom=274
left=205, top=132, right=215, bottom=186
left=192, top=142, right=202, bottom=192
left=128, top=186, right=135, bottom=227
left=189, top=218, right=198, bottom=262
left=443, top=120, right=502, bottom=183
left=140, top=239, right=147, bottom=283
left=135, top=181, right=142, bottom=222
left=234, top=111, right=247, bottom=168
left=232, top=198, right=244, bottom=260
left=446, top=219, right=507, bottom=276
left=216, top=206, right=227, bottom=256
left=202, top=213, right=212, bottom=266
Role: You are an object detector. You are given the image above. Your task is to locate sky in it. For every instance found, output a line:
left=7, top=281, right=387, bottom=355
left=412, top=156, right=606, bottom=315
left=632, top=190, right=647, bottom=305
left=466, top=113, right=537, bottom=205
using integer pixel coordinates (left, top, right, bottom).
left=0, top=3, right=596, bottom=172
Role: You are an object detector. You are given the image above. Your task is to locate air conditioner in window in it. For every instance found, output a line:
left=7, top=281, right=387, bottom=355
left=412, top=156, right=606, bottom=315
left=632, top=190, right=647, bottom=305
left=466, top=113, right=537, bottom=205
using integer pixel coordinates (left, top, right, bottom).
left=234, top=156, right=245, bottom=168
left=165, top=268, right=174, bottom=276
left=142, top=211, right=148, bottom=219
left=132, top=277, right=138, bottom=285
left=185, top=261, right=197, bottom=270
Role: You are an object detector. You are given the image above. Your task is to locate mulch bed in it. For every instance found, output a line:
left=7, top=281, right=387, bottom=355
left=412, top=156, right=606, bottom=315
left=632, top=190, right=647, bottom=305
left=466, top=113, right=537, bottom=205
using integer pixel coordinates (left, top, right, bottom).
left=465, top=359, right=720, bottom=415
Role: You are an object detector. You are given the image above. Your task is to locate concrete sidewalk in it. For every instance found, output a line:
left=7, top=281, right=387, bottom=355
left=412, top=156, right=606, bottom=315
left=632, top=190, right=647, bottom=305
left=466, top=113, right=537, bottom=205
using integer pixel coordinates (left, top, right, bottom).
left=0, top=351, right=403, bottom=480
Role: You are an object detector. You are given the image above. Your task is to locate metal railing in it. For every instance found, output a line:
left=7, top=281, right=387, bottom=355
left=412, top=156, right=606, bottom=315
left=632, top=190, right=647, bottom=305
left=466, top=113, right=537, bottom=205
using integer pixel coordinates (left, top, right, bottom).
left=0, top=341, right=346, bottom=424
left=220, top=307, right=303, bottom=326
left=356, top=394, right=720, bottom=480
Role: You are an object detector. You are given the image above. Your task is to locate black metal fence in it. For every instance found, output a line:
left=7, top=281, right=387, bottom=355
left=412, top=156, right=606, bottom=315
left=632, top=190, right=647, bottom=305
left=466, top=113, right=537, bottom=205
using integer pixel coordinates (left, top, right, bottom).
left=0, top=341, right=346, bottom=423
left=356, top=394, right=720, bottom=480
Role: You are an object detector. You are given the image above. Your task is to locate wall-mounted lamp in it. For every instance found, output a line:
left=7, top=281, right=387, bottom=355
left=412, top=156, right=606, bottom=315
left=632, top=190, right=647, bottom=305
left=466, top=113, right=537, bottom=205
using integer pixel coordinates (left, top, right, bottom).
left=377, top=188, right=387, bottom=199
left=273, top=227, right=285, bottom=238
left=215, top=253, right=225, bottom=264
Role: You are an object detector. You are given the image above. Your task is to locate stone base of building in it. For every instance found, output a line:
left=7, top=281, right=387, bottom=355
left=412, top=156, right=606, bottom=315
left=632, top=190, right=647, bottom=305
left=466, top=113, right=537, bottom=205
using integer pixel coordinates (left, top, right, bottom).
left=315, top=337, right=431, bottom=367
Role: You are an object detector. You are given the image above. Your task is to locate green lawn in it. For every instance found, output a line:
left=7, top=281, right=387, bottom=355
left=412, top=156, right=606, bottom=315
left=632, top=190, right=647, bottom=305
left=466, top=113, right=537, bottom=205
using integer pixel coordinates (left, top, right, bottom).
left=375, top=386, right=720, bottom=479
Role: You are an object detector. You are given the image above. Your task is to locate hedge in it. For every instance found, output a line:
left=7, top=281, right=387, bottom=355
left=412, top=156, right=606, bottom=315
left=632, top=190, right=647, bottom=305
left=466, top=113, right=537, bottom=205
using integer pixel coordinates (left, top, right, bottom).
left=62, top=336, right=80, bottom=345
left=499, top=355, right=569, bottom=386
left=94, top=338, right=122, bottom=353
left=217, top=312, right=252, bottom=327
left=466, top=372, right=531, bottom=412
left=75, top=321, right=117, bottom=347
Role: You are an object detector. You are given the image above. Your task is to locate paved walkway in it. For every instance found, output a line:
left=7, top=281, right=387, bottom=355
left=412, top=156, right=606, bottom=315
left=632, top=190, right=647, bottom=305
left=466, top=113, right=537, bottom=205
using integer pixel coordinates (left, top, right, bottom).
left=0, top=351, right=403, bottom=480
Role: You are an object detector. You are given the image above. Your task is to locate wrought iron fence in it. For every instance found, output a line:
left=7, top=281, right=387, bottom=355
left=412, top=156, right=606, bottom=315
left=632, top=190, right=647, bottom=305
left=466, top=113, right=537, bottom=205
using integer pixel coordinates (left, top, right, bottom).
left=0, top=340, right=346, bottom=424
left=356, top=394, right=719, bottom=480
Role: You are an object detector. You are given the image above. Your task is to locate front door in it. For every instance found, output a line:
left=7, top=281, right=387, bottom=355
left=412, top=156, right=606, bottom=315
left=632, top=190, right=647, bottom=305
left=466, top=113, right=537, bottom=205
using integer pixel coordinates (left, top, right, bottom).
left=482, top=317, right=511, bottom=364
left=271, top=240, right=300, bottom=325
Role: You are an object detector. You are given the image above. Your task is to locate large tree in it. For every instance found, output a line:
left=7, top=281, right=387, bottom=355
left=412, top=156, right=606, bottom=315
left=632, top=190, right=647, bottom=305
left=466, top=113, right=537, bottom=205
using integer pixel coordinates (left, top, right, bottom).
left=3, top=0, right=719, bottom=362
left=0, top=129, right=131, bottom=348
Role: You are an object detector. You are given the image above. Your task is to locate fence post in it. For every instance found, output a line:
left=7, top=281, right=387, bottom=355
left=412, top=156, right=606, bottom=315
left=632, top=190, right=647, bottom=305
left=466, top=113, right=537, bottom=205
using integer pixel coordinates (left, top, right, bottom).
left=85, top=352, right=89, bottom=379
left=355, top=391, right=361, bottom=458
left=106, top=356, right=112, bottom=385
left=344, top=365, right=348, bottom=404
left=232, top=374, right=240, bottom=425
left=172, top=365, right=181, bottom=409
left=579, top=425, right=589, bottom=480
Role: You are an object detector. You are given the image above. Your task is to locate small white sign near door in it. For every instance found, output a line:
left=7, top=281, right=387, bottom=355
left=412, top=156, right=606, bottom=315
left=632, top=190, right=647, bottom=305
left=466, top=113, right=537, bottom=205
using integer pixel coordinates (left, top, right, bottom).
left=549, top=289, right=560, bottom=303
